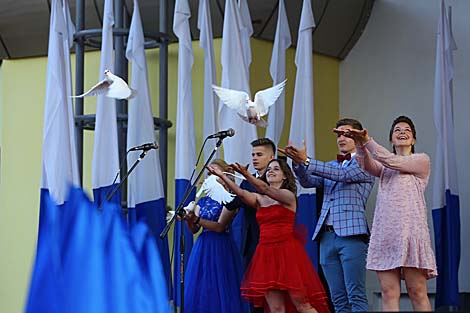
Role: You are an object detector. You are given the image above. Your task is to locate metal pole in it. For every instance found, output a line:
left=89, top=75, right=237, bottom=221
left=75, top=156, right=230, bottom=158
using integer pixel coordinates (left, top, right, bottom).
left=115, top=0, right=128, bottom=203
left=159, top=0, right=169, bottom=200
left=75, top=0, right=85, bottom=184
left=158, top=0, right=172, bottom=308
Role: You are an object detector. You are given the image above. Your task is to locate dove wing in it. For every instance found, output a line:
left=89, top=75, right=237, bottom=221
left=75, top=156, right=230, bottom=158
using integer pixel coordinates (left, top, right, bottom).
left=73, top=79, right=111, bottom=98
left=253, top=79, right=287, bottom=116
left=212, top=85, right=250, bottom=116
left=197, top=175, right=234, bottom=204
left=196, top=175, right=213, bottom=198
left=206, top=181, right=235, bottom=204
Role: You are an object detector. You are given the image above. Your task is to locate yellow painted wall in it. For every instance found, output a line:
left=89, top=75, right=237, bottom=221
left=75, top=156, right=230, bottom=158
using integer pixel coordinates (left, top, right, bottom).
left=0, top=38, right=339, bottom=312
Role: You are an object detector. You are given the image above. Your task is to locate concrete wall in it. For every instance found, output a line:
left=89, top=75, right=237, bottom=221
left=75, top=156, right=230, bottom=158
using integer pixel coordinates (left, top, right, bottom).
left=340, top=0, right=469, bottom=310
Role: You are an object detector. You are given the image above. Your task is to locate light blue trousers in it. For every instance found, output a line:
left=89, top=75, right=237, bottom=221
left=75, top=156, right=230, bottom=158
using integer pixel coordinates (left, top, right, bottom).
left=319, top=231, right=369, bottom=313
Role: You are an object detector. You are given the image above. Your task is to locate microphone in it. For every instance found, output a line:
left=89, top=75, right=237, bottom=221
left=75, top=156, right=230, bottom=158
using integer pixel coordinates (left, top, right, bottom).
left=207, top=128, right=235, bottom=139
left=128, top=142, right=159, bottom=152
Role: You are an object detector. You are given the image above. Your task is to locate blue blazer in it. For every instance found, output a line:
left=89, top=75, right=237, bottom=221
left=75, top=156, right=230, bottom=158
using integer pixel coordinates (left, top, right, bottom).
left=294, top=157, right=375, bottom=241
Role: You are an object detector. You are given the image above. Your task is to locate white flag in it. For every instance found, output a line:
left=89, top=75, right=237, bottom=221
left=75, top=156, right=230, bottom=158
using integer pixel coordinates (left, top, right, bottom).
left=197, top=0, right=218, bottom=161
left=290, top=0, right=315, bottom=160
left=126, top=0, right=172, bottom=300
left=173, top=0, right=196, bottom=306
left=29, top=1, right=78, bottom=310
left=126, top=0, right=165, bottom=215
left=41, top=0, right=79, bottom=204
left=238, top=0, right=253, bottom=71
left=432, top=0, right=460, bottom=308
left=219, top=0, right=257, bottom=165
left=266, top=0, right=291, bottom=147
left=91, top=0, right=120, bottom=204
left=289, top=0, right=318, bottom=266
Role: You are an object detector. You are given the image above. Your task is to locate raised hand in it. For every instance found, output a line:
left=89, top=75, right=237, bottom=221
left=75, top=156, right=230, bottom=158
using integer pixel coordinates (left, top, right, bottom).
left=333, top=128, right=370, bottom=146
left=278, top=140, right=308, bottom=164
left=184, top=210, right=197, bottom=222
left=207, top=164, right=224, bottom=177
left=230, top=163, right=250, bottom=177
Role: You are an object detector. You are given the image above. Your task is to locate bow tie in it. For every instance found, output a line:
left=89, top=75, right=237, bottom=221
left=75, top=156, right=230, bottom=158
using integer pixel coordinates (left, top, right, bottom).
left=337, top=153, right=351, bottom=163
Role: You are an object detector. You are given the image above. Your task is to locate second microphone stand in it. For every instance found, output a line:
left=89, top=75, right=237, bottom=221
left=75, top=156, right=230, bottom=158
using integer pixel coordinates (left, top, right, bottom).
left=104, top=149, right=150, bottom=204
left=160, top=137, right=224, bottom=313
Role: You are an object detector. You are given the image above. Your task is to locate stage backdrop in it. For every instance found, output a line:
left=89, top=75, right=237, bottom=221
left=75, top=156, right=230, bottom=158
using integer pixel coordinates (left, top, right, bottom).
left=0, top=38, right=339, bottom=312
left=339, top=0, right=469, bottom=310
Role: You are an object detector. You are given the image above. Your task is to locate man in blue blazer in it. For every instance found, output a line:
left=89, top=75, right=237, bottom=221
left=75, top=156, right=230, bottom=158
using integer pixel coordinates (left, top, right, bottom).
left=279, top=118, right=375, bottom=313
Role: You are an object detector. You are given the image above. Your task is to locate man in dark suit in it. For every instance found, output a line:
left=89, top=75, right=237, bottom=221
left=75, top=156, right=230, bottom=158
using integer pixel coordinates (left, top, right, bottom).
left=226, top=138, right=275, bottom=271
left=225, top=138, right=275, bottom=313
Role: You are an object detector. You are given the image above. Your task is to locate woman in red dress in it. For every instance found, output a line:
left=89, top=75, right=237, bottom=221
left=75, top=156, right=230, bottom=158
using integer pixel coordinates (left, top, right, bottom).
left=208, top=159, right=330, bottom=313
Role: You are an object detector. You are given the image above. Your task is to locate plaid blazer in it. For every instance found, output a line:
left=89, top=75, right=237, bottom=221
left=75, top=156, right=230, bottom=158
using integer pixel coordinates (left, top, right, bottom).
left=293, top=157, right=375, bottom=241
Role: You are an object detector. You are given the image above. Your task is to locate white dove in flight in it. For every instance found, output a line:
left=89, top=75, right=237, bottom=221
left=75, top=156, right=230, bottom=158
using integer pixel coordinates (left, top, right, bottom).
left=72, top=69, right=137, bottom=100
left=212, top=79, right=287, bottom=127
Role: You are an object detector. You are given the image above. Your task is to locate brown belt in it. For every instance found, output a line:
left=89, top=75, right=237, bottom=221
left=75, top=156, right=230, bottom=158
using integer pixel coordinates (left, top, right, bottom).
left=323, top=225, right=335, bottom=232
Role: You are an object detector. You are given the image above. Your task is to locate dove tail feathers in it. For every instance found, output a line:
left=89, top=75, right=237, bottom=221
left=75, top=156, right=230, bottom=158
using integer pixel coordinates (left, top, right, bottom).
left=129, top=88, right=138, bottom=99
left=255, top=118, right=268, bottom=128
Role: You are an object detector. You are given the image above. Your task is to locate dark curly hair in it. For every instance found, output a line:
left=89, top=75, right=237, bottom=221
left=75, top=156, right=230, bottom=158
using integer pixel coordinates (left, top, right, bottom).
left=389, top=115, right=416, bottom=154
left=260, top=159, right=297, bottom=194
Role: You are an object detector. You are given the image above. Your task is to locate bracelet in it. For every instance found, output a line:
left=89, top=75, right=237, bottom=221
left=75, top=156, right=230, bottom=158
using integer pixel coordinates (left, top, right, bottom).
left=195, top=216, right=201, bottom=225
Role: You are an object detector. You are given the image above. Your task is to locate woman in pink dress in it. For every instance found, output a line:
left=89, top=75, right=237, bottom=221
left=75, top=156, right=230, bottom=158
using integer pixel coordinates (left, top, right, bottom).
left=337, top=116, right=437, bottom=311
left=208, top=159, right=330, bottom=313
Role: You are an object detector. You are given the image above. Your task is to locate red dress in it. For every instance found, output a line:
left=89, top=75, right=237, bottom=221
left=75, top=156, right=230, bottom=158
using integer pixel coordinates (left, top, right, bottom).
left=241, top=205, right=330, bottom=313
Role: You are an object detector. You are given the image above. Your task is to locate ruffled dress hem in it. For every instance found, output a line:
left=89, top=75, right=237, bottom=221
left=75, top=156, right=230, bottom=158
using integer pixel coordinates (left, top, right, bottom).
left=242, top=284, right=330, bottom=312
left=241, top=205, right=330, bottom=313
left=366, top=265, right=437, bottom=280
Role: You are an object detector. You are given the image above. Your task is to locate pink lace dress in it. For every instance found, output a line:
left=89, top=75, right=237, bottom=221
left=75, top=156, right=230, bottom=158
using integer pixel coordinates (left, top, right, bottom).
left=356, top=139, right=437, bottom=279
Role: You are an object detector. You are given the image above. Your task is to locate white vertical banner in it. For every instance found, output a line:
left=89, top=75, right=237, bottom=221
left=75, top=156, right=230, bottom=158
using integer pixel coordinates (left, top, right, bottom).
left=91, top=0, right=120, bottom=205
left=41, top=0, right=79, bottom=204
left=218, top=0, right=256, bottom=165
left=173, top=0, right=196, bottom=306
left=266, top=0, right=291, bottom=147
left=238, top=0, right=253, bottom=74
left=289, top=0, right=318, bottom=267
left=290, top=0, right=315, bottom=161
left=28, top=1, right=77, bottom=310
left=126, top=0, right=172, bottom=300
left=432, top=0, right=461, bottom=308
left=197, top=0, right=218, bottom=161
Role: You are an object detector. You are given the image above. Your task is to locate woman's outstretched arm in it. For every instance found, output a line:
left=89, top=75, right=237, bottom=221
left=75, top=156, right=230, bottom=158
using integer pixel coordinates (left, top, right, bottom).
left=229, top=162, right=296, bottom=208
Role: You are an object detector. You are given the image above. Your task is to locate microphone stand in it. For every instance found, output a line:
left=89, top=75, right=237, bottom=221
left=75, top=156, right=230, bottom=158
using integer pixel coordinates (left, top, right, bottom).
left=105, top=149, right=150, bottom=203
left=160, top=137, right=224, bottom=313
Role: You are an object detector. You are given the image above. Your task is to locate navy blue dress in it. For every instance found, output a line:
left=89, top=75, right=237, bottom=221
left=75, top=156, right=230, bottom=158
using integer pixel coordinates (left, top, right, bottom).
left=184, top=197, right=247, bottom=313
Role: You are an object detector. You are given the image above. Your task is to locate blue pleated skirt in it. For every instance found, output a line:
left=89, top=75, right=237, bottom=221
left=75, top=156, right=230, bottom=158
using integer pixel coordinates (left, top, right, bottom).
left=184, top=231, right=248, bottom=313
